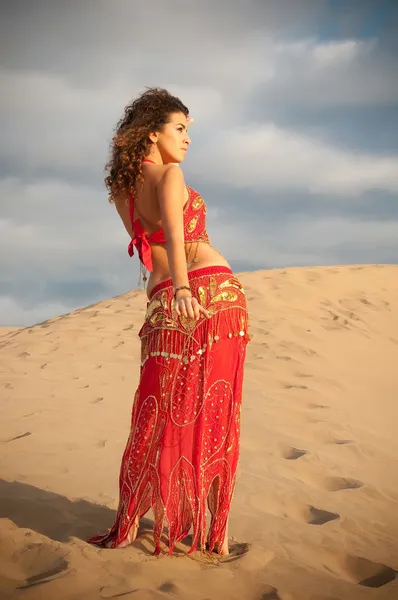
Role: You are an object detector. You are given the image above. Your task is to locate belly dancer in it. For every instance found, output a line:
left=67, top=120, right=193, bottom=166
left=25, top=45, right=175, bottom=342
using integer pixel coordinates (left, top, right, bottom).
left=88, top=87, right=249, bottom=556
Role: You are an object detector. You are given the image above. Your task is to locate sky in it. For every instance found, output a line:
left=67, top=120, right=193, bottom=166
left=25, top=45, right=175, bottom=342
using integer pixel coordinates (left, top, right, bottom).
left=1, top=0, right=398, bottom=326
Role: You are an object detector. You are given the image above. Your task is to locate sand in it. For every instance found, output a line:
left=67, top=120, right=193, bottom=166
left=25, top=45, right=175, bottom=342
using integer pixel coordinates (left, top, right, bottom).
left=1, top=264, right=398, bottom=600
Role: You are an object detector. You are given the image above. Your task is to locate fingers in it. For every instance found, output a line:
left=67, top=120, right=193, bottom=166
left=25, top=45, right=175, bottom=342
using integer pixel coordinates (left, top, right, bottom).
left=176, top=297, right=211, bottom=321
left=185, top=298, right=195, bottom=320
left=179, top=299, right=188, bottom=318
left=198, top=305, right=211, bottom=319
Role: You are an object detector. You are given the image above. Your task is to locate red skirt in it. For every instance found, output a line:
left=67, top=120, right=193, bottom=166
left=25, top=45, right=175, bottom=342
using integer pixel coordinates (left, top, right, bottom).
left=88, top=266, right=249, bottom=554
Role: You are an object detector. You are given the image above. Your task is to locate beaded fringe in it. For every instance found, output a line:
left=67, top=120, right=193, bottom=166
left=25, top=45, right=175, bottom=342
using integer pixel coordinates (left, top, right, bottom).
left=87, top=267, right=249, bottom=556
left=140, top=307, right=250, bottom=368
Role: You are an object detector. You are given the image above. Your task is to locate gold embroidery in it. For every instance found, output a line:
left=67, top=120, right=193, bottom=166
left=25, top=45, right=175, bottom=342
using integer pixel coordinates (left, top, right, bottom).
left=219, top=277, right=242, bottom=291
left=161, top=291, right=169, bottom=310
left=150, top=311, right=165, bottom=326
left=198, top=286, right=207, bottom=306
left=165, top=318, right=179, bottom=329
left=139, top=270, right=249, bottom=369
left=187, top=215, right=199, bottom=233
left=240, top=313, right=246, bottom=330
left=88, top=268, right=249, bottom=554
left=179, top=314, right=197, bottom=332
left=210, top=290, right=238, bottom=304
left=209, top=276, right=217, bottom=298
left=146, top=299, right=161, bottom=319
left=191, top=195, right=204, bottom=210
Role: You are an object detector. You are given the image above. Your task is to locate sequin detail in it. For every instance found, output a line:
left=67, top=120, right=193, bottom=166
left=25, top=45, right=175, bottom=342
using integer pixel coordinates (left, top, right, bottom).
left=128, top=185, right=210, bottom=282
left=187, top=215, right=199, bottom=233
left=87, top=267, right=249, bottom=555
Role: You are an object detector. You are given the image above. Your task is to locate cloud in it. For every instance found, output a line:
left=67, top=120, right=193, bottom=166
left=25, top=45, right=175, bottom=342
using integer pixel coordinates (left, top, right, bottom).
left=1, top=1, right=398, bottom=326
left=192, top=122, right=398, bottom=195
left=312, top=39, right=368, bottom=64
left=249, top=36, right=398, bottom=116
left=0, top=296, right=70, bottom=328
left=0, top=1, right=328, bottom=81
left=223, top=213, right=398, bottom=272
left=1, top=175, right=397, bottom=327
left=0, top=69, right=132, bottom=185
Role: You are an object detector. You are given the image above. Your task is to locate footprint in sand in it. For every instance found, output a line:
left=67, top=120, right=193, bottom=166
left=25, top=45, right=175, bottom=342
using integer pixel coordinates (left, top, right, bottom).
left=324, top=477, right=364, bottom=492
left=283, top=384, right=308, bottom=390
left=100, top=585, right=140, bottom=598
left=15, top=542, right=70, bottom=589
left=321, top=553, right=397, bottom=588
left=328, top=438, right=373, bottom=459
left=6, top=432, right=32, bottom=442
left=158, top=582, right=179, bottom=594
left=261, top=586, right=282, bottom=599
left=307, top=402, right=329, bottom=409
left=112, top=341, right=125, bottom=349
left=332, top=438, right=354, bottom=446
left=306, top=506, right=340, bottom=525
left=295, top=470, right=364, bottom=493
left=256, top=497, right=339, bottom=526
left=282, top=447, right=308, bottom=460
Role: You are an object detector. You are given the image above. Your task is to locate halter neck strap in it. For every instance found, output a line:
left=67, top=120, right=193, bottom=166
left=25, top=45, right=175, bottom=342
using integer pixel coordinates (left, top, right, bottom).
left=142, top=159, right=157, bottom=164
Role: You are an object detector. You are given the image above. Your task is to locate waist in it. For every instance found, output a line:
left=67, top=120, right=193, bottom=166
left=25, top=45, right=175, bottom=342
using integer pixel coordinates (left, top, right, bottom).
left=149, top=265, right=234, bottom=299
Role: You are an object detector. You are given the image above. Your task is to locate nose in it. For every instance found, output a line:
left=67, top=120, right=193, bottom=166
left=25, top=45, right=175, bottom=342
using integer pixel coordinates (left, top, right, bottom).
left=185, top=132, right=191, bottom=146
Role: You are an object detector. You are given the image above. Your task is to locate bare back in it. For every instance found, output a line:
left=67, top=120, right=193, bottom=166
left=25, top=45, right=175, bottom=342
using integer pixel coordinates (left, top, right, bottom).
left=114, top=163, right=230, bottom=297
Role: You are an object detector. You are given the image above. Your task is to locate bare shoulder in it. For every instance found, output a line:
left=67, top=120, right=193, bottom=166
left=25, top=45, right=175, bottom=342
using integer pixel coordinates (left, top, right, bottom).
left=156, top=165, right=186, bottom=210
left=157, top=164, right=185, bottom=187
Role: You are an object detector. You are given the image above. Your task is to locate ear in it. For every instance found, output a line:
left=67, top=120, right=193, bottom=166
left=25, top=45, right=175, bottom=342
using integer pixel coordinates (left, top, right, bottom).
left=148, top=131, right=159, bottom=144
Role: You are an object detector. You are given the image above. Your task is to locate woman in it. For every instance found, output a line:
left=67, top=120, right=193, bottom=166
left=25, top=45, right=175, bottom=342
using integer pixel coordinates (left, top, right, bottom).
left=88, top=88, right=249, bottom=556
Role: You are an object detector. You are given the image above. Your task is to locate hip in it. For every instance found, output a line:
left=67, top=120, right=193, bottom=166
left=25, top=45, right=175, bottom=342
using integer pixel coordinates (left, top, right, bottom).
left=139, top=266, right=249, bottom=364
left=148, top=265, right=243, bottom=303
left=147, top=243, right=230, bottom=299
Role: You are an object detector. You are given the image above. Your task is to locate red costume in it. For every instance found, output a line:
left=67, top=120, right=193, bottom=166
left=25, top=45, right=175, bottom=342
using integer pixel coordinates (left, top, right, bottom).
left=88, top=171, right=249, bottom=554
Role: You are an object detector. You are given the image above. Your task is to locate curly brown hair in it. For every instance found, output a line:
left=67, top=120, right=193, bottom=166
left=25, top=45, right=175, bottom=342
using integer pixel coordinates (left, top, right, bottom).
left=105, top=87, right=189, bottom=203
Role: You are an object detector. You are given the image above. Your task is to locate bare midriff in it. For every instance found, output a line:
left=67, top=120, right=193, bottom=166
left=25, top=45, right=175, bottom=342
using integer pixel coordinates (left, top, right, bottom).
left=146, top=242, right=231, bottom=299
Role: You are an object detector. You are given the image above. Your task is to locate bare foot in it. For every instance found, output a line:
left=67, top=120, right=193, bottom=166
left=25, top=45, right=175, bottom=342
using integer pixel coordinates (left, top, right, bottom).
left=207, top=523, right=229, bottom=556
left=217, top=536, right=229, bottom=556
left=107, top=516, right=139, bottom=548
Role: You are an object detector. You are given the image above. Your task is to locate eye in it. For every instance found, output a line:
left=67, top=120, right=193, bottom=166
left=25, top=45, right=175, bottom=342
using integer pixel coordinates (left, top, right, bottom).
left=177, top=127, right=184, bottom=132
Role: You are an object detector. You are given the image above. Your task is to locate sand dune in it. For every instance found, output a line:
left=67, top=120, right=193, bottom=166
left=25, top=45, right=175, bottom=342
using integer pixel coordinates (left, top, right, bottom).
left=1, top=264, right=398, bottom=600
left=0, top=329, right=18, bottom=338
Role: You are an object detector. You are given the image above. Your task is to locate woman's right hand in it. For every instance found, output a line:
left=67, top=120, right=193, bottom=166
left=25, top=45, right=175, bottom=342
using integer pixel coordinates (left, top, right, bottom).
left=175, top=291, right=211, bottom=320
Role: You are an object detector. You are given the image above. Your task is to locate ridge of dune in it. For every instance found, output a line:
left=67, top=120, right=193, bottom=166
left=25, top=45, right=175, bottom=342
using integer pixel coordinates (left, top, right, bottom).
left=0, top=328, right=19, bottom=337
left=1, top=264, right=398, bottom=600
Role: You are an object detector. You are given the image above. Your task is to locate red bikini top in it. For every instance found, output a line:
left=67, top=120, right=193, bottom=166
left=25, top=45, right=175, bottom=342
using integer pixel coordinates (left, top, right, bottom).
left=128, top=162, right=210, bottom=272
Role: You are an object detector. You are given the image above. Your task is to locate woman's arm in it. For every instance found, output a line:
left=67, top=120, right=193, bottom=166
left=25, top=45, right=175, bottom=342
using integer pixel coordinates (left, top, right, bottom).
left=157, top=165, right=189, bottom=290
left=114, top=196, right=133, bottom=238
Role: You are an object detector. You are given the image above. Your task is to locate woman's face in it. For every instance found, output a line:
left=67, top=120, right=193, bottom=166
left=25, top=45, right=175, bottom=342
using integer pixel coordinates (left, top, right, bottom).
left=152, top=112, right=191, bottom=164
